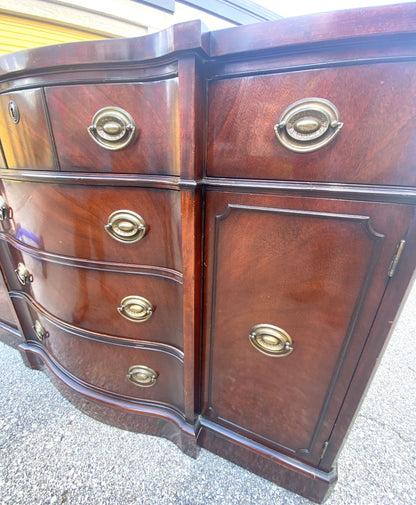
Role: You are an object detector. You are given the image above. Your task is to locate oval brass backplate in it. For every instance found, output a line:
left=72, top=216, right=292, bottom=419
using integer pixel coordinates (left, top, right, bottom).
left=105, top=210, right=147, bottom=243
left=127, top=365, right=158, bottom=387
left=117, top=296, right=154, bottom=322
left=249, top=324, right=293, bottom=357
left=88, top=106, right=136, bottom=150
left=274, top=98, right=343, bottom=153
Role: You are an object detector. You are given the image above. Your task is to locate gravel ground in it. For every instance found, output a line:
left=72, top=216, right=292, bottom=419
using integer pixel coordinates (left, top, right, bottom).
left=0, top=283, right=415, bottom=505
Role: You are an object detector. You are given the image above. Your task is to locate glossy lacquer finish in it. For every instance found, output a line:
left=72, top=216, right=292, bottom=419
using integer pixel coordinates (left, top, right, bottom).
left=207, top=63, right=416, bottom=185
left=0, top=89, right=56, bottom=170
left=209, top=3, right=416, bottom=56
left=203, top=191, right=413, bottom=464
left=5, top=246, right=182, bottom=348
left=45, top=81, right=179, bottom=174
left=0, top=181, right=182, bottom=271
left=0, top=21, right=209, bottom=82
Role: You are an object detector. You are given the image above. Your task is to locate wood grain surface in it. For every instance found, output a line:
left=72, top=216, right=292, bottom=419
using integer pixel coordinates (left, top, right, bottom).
left=1, top=180, right=182, bottom=271
left=46, top=80, right=179, bottom=174
left=4, top=245, right=183, bottom=348
left=18, top=301, right=184, bottom=412
left=202, top=191, right=413, bottom=464
left=207, top=63, right=416, bottom=186
left=0, top=89, right=56, bottom=170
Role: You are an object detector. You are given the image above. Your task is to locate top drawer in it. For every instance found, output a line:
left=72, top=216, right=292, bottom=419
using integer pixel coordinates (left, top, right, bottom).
left=207, top=62, right=416, bottom=186
left=45, top=80, right=179, bottom=174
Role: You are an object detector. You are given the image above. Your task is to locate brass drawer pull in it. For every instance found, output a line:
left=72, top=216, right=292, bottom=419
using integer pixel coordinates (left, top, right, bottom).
left=88, top=106, right=136, bottom=150
left=274, top=98, right=343, bottom=153
left=33, top=320, right=48, bottom=341
left=15, top=262, right=33, bottom=285
left=249, top=324, right=293, bottom=357
left=105, top=210, right=147, bottom=243
left=0, top=197, right=12, bottom=221
left=117, top=296, right=154, bottom=322
left=127, top=365, right=158, bottom=387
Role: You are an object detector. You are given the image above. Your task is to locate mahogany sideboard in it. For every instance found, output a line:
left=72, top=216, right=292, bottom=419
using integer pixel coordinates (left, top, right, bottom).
left=1, top=4, right=416, bottom=502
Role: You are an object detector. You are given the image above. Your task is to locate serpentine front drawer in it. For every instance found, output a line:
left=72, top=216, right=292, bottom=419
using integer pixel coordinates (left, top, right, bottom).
left=3, top=244, right=183, bottom=348
left=45, top=80, right=179, bottom=174
left=14, top=297, right=184, bottom=412
left=0, top=181, right=182, bottom=271
left=207, top=62, right=416, bottom=185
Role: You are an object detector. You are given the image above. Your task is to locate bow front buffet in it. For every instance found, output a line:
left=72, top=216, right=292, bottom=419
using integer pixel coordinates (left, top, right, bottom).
left=0, top=4, right=416, bottom=502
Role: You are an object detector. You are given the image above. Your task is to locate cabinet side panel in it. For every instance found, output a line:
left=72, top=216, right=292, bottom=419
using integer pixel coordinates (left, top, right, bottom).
left=0, top=270, right=16, bottom=327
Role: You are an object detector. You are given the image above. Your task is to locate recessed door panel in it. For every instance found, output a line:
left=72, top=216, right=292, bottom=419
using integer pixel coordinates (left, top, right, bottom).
left=202, top=191, right=412, bottom=463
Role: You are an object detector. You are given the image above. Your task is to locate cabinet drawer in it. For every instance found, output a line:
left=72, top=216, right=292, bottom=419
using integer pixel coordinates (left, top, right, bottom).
left=3, top=245, right=183, bottom=348
left=207, top=62, right=416, bottom=185
left=202, top=191, right=413, bottom=463
left=0, top=181, right=182, bottom=271
left=0, top=89, right=57, bottom=170
left=15, top=299, right=184, bottom=412
left=45, top=80, right=179, bottom=174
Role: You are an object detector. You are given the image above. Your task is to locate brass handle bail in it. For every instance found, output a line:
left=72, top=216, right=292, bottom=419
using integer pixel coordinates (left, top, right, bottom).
left=274, top=98, right=342, bottom=153
left=88, top=106, right=136, bottom=150
left=15, top=262, right=33, bottom=286
left=33, top=320, right=48, bottom=341
left=117, top=296, right=154, bottom=322
left=127, top=365, right=158, bottom=387
left=249, top=324, right=293, bottom=357
left=105, top=210, right=147, bottom=243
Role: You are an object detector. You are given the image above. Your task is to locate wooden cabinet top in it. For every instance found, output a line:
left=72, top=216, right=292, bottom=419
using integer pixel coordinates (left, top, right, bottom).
left=0, top=3, right=415, bottom=80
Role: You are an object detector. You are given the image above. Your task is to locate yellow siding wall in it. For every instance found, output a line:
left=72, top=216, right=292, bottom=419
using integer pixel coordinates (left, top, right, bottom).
left=0, top=13, right=109, bottom=55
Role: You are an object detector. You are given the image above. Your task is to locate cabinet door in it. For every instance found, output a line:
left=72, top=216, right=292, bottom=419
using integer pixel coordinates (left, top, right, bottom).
left=202, top=191, right=413, bottom=465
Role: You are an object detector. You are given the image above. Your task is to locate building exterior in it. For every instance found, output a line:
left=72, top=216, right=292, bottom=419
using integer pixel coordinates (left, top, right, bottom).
left=0, top=0, right=280, bottom=54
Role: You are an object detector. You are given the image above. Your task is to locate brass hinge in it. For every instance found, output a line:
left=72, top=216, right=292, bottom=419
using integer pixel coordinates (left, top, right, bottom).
left=388, top=239, right=406, bottom=278
left=320, top=440, right=329, bottom=460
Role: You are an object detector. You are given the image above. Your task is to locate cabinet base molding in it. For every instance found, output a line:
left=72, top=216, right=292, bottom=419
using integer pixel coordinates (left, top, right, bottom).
left=198, top=418, right=337, bottom=503
left=17, top=339, right=336, bottom=503
left=17, top=342, right=200, bottom=459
